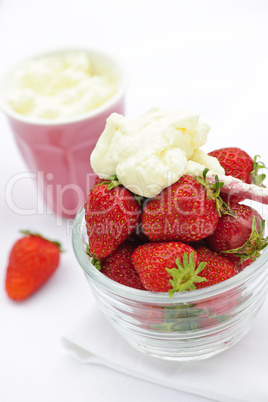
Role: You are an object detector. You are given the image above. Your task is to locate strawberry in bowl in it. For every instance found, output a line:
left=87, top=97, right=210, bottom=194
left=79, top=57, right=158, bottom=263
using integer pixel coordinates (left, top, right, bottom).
left=72, top=107, right=268, bottom=361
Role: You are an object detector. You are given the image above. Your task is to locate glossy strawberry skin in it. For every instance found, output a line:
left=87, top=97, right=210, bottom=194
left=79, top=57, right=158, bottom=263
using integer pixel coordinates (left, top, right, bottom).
left=195, top=246, right=238, bottom=289
left=208, top=147, right=254, bottom=203
left=141, top=175, right=219, bottom=243
left=85, top=184, right=141, bottom=258
left=5, top=235, right=60, bottom=301
left=101, top=241, right=146, bottom=290
left=235, top=258, right=254, bottom=271
left=132, top=241, right=199, bottom=292
left=194, top=247, right=240, bottom=323
left=93, top=175, right=107, bottom=186
left=205, top=203, right=263, bottom=256
left=208, top=147, right=253, bottom=183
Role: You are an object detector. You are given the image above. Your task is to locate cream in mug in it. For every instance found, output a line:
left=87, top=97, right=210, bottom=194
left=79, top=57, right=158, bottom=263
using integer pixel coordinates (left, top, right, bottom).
left=4, top=50, right=117, bottom=120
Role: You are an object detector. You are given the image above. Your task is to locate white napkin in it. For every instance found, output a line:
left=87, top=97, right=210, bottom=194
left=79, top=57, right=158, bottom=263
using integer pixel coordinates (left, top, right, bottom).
left=62, top=298, right=268, bottom=402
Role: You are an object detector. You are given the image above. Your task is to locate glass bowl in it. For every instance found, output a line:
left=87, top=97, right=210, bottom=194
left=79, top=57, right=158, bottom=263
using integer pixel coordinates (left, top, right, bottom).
left=72, top=206, right=268, bottom=361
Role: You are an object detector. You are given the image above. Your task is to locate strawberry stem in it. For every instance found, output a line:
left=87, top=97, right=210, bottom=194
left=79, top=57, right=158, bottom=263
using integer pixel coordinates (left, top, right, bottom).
left=222, top=217, right=268, bottom=263
left=89, top=175, right=121, bottom=192
left=251, top=155, right=267, bottom=186
left=91, top=174, right=142, bottom=206
left=85, top=243, right=102, bottom=270
left=107, top=175, right=121, bottom=190
left=195, top=169, right=236, bottom=218
left=20, top=230, right=63, bottom=251
left=166, top=252, right=207, bottom=298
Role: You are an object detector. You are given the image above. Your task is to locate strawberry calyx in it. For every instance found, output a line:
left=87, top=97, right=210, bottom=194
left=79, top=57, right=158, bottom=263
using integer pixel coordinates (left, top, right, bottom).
left=89, top=174, right=121, bottom=191
left=251, top=155, right=267, bottom=186
left=222, top=217, right=268, bottom=263
left=90, top=175, right=142, bottom=206
left=85, top=243, right=102, bottom=270
left=166, top=252, right=207, bottom=298
left=20, top=230, right=63, bottom=252
left=195, top=169, right=236, bottom=218
left=106, top=174, right=121, bottom=190
left=107, top=175, right=142, bottom=205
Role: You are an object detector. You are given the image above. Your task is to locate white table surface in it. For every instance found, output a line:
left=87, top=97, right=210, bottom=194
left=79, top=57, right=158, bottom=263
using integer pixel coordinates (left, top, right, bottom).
left=1, top=1, right=268, bottom=401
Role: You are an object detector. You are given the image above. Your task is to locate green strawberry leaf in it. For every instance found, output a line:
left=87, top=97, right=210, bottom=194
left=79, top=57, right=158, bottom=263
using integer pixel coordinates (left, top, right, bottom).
left=166, top=252, right=207, bottom=298
left=91, top=257, right=102, bottom=271
left=251, top=155, right=267, bottom=186
left=85, top=242, right=102, bottom=270
left=133, top=194, right=142, bottom=206
left=92, top=175, right=142, bottom=206
left=195, top=169, right=236, bottom=218
left=20, top=230, right=63, bottom=252
left=107, top=175, right=121, bottom=190
left=222, top=217, right=268, bottom=263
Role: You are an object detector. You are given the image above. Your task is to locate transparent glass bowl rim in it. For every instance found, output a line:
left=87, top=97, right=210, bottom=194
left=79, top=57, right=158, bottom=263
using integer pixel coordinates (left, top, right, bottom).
left=0, top=47, right=128, bottom=126
left=72, top=206, right=268, bottom=304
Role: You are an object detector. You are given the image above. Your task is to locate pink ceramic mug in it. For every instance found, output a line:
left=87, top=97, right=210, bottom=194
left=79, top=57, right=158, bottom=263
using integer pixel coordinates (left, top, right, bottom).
left=0, top=49, right=128, bottom=218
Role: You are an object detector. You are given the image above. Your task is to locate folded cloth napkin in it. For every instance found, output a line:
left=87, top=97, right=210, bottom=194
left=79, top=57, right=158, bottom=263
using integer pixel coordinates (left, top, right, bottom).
left=62, top=298, right=268, bottom=402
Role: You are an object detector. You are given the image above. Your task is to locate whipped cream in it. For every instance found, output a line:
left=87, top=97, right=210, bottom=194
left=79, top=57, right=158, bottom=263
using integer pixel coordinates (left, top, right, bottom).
left=5, top=51, right=117, bottom=120
left=90, top=108, right=225, bottom=198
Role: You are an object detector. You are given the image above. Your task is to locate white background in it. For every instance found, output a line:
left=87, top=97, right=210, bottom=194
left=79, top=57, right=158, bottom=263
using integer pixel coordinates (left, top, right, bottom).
left=1, top=1, right=268, bottom=401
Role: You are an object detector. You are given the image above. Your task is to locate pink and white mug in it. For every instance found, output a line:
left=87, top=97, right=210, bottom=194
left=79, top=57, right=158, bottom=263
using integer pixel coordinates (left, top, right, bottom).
left=0, top=49, right=128, bottom=217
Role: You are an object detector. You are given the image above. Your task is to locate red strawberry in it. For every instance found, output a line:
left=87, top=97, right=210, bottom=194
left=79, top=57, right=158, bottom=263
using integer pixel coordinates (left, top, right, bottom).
left=85, top=180, right=141, bottom=258
left=196, top=291, right=240, bottom=328
left=5, top=231, right=61, bottom=301
left=208, top=147, right=266, bottom=202
left=132, top=241, right=207, bottom=296
left=93, top=175, right=108, bottom=187
left=208, top=147, right=253, bottom=183
left=237, top=258, right=254, bottom=271
left=205, top=202, right=268, bottom=269
left=141, top=173, right=231, bottom=243
left=100, top=241, right=146, bottom=290
left=193, top=247, right=240, bottom=325
left=195, top=246, right=238, bottom=289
